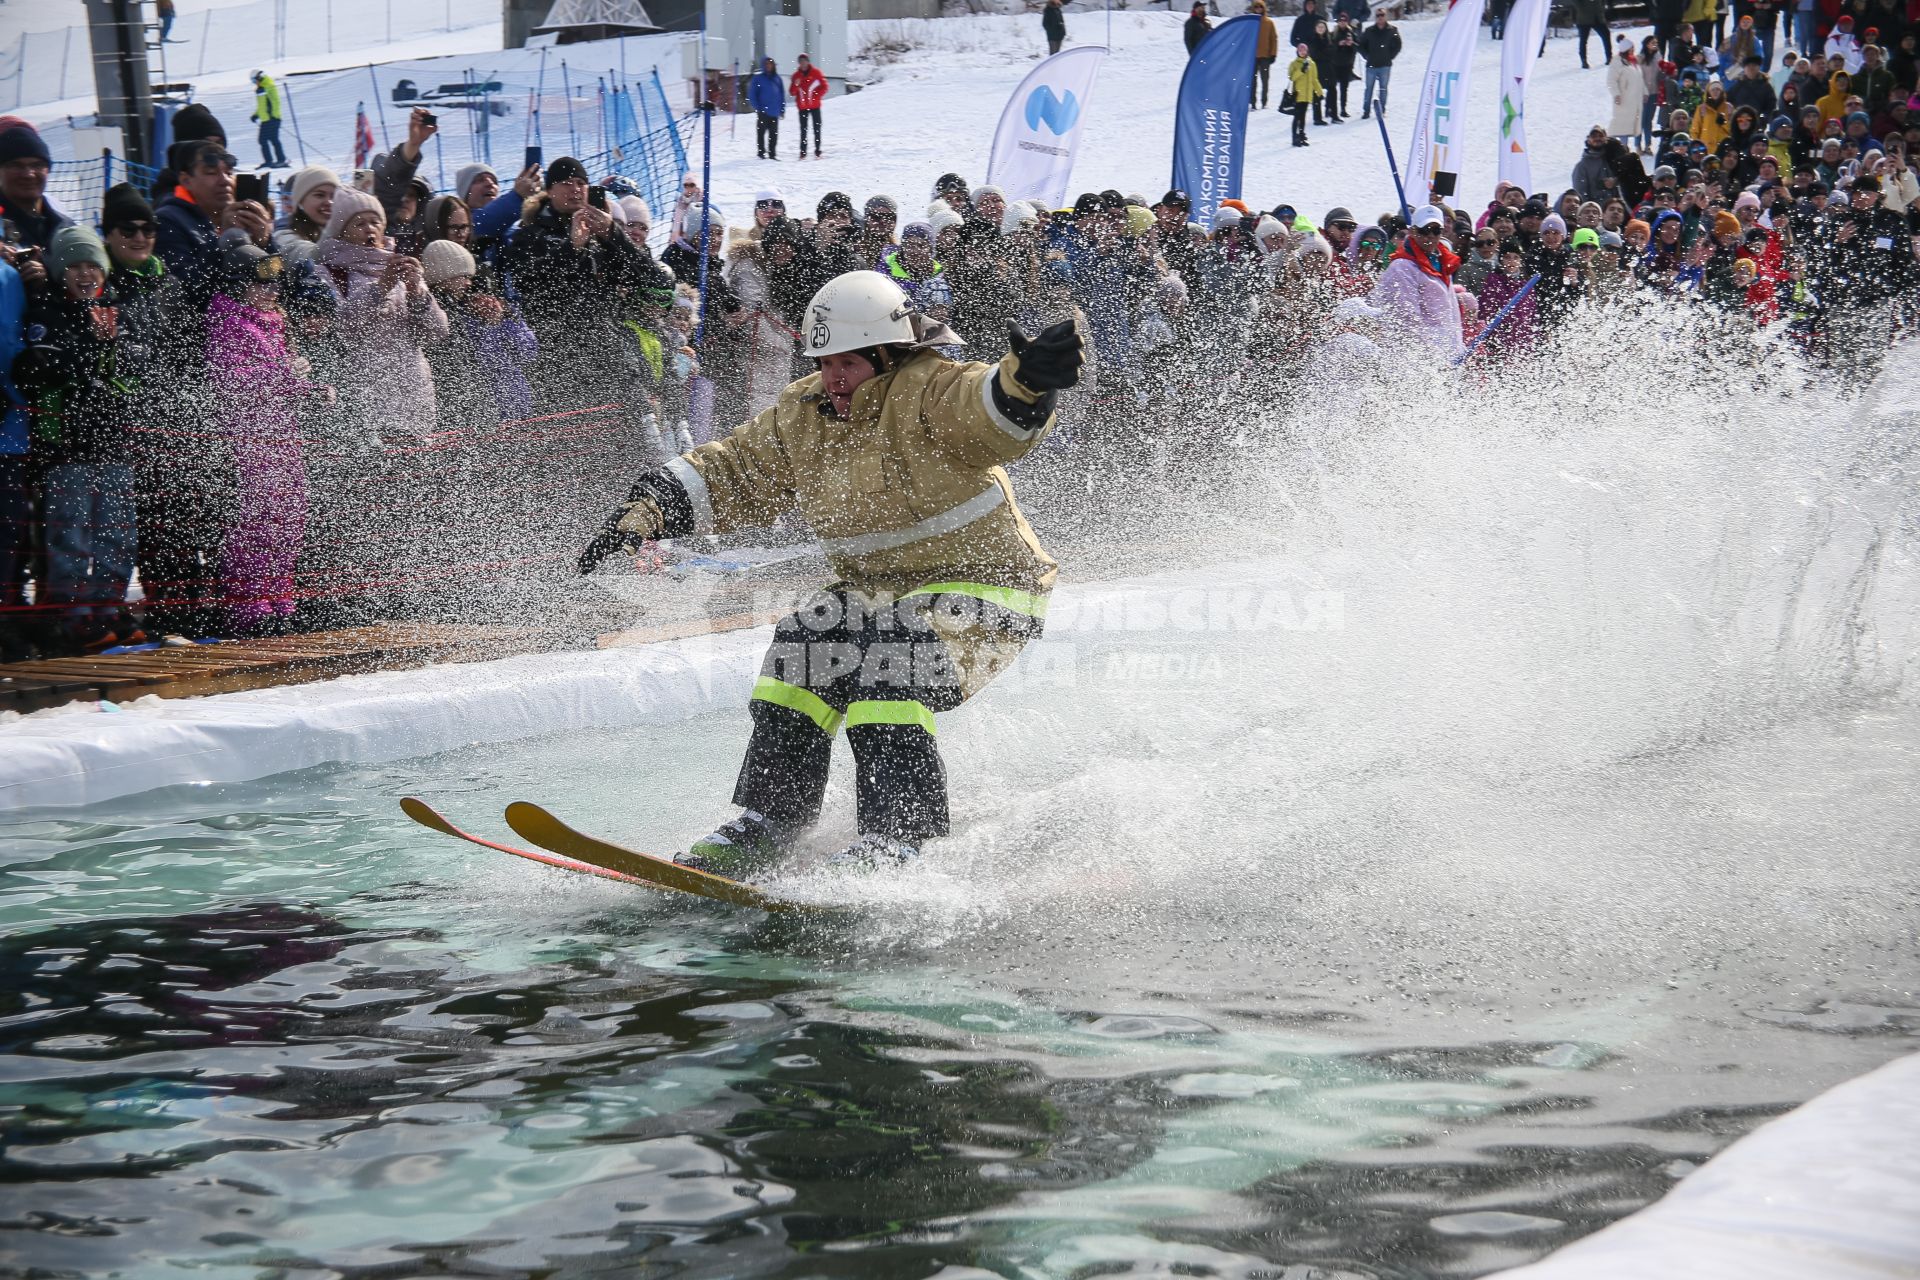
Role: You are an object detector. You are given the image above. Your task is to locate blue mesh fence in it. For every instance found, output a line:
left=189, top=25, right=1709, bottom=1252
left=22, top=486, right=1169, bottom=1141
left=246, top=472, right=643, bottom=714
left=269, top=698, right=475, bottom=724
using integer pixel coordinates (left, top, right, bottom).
left=42, top=154, right=159, bottom=233
left=29, top=33, right=693, bottom=245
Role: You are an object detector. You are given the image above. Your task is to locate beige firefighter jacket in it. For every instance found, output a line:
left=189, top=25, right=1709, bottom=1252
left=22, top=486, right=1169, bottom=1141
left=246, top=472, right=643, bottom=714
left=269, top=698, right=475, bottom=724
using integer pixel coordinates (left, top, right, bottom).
left=662, top=348, right=1058, bottom=602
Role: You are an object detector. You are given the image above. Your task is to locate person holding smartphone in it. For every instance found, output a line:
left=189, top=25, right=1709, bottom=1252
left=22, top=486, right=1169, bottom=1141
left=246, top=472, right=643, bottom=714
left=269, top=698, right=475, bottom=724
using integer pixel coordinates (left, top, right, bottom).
left=499, top=155, right=662, bottom=411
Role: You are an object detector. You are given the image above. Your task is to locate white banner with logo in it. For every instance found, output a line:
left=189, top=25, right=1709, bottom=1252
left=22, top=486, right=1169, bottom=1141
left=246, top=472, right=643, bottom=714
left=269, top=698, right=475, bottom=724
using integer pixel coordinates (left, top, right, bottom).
left=1497, top=0, right=1552, bottom=193
left=985, top=45, right=1109, bottom=212
left=1406, top=0, right=1487, bottom=204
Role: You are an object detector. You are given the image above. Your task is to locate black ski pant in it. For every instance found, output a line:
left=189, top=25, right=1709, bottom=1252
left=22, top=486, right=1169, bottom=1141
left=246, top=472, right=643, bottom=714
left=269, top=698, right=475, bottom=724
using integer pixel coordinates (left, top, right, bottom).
left=1251, top=57, right=1274, bottom=107
left=797, top=106, right=821, bottom=153
left=1577, top=23, right=1610, bottom=65
left=1291, top=100, right=1310, bottom=143
left=756, top=113, right=779, bottom=158
left=734, top=584, right=1040, bottom=840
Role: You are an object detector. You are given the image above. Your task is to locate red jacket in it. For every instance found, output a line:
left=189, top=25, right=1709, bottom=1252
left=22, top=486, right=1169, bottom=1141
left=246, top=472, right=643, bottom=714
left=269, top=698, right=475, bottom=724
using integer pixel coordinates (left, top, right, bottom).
left=790, top=65, right=829, bottom=111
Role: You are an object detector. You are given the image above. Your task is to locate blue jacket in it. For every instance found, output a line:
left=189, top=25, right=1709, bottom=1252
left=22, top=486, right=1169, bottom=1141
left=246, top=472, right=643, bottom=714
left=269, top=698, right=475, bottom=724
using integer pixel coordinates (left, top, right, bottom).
left=0, top=261, right=26, bottom=455
left=474, top=190, right=524, bottom=244
left=748, top=66, right=787, bottom=118
left=154, top=192, right=226, bottom=347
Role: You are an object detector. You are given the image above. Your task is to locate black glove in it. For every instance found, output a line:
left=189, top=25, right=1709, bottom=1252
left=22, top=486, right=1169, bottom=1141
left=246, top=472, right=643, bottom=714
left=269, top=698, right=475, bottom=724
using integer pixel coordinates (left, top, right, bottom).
left=576, top=525, right=629, bottom=576
left=576, top=496, right=665, bottom=575
left=1007, top=319, right=1084, bottom=393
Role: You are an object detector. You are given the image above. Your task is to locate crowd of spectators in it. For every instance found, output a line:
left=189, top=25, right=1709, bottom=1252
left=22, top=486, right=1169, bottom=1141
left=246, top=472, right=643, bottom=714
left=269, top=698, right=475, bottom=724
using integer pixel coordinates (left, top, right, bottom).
left=0, top=33, right=1914, bottom=659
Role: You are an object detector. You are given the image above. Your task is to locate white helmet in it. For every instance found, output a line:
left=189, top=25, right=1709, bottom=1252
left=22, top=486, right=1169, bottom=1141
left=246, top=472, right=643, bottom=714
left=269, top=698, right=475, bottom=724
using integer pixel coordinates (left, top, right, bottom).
left=801, top=270, right=916, bottom=358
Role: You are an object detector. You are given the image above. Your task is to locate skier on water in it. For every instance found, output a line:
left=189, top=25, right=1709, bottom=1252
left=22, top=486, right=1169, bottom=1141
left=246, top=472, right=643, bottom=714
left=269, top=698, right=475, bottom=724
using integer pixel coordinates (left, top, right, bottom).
left=579, top=269, right=1084, bottom=875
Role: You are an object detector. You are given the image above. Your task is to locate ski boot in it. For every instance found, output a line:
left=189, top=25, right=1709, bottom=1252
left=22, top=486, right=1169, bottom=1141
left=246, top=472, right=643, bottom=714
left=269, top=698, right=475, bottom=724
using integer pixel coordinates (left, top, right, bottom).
left=676, top=809, right=800, bottom=880
left=825, top=833, right=922, bottom=871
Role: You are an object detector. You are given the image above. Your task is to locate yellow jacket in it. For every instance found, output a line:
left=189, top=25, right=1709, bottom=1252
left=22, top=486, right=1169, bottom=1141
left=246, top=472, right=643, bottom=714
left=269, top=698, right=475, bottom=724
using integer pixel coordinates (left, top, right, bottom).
left=1815, top=75, right=1851, bottom=126
left=1287, top=56, right=1322, bottom=101
left=669, top=349, right=1058, bottom=600
left=1681, top=0, right=1716, bottom=24
left=1692, top=94, right=1730, bottom=152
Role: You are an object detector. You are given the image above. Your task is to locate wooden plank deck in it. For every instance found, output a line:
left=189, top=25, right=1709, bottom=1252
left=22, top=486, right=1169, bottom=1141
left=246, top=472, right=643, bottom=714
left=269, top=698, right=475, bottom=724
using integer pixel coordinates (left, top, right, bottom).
left=0, top=622, right=573, bottom=715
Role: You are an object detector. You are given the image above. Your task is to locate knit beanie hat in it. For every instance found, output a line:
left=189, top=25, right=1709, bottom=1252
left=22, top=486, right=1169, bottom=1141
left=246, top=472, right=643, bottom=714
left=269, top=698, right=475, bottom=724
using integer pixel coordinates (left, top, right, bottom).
left=454, top=162, right=497, bottom=202
left=1211, top=205, right=1244, bottom=231
left=46, top=225, right=109, bottom=280
left=680, top=202, right=723, bottom=238
left=420, top=238, right=476, bottom=285
left=1712, top=208, right=1742, bottom=237
left=170, top=102, right=227, bottom=146
left=1625, top=217, right=1651, bottom=238
left=100, top=182, right=154, bottom=233
left=1541, top=212, right=1568, bottom=234
left=1000, top=200, right=1039, bottom=235
left=320, top=186, right=384, bottom=241
left=290, top=165, right=341, bottom=210
left=544, top=156, right=588, bottom=188
left=1254, top=214, right=1285, bottom=242
left=0, top=126, right=50, bottom=168
left=1571, top=227, right=1601, bottom=249
left=927, top=206, right=963, bottom=234
left=619, top=194, right=651, bottom=226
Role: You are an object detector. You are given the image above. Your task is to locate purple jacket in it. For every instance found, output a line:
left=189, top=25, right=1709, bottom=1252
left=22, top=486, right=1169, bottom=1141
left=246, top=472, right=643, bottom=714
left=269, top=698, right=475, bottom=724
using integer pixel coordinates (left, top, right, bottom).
left=462, top=300, right=538, bottom=422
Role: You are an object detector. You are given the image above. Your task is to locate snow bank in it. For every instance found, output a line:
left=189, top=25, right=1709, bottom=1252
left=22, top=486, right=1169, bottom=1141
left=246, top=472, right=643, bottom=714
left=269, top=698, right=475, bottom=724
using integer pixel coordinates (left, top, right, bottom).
left=0, top=628, right=768, bottom=811
left=1488, top=1050, right=1920, bottom=1279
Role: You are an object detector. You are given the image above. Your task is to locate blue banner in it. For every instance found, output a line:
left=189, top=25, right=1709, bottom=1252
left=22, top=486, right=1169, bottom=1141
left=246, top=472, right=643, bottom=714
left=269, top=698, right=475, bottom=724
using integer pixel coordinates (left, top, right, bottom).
left=1170, top=14, right=1260, bottom=228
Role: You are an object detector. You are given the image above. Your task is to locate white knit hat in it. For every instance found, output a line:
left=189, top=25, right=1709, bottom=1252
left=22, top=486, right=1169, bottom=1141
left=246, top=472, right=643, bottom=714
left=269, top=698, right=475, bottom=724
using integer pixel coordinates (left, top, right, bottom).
left=1211, top=205, right=1243, bottom=231
left=290, top=165, right=340, bottom=210
left=1000, top=199, right=1038, bottom=235
left=320, top=186, right=384, bottom=241
left=927, top=206, right=963, bottom=234
left=619, top=194, right=651, bottom=225
left=420, top=238, right=476, bottom=285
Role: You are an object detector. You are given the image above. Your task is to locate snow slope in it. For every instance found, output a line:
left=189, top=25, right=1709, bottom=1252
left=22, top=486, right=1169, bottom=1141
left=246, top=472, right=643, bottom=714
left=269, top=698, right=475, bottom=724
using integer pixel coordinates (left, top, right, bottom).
left=698, top=11, right=1633, bottom=229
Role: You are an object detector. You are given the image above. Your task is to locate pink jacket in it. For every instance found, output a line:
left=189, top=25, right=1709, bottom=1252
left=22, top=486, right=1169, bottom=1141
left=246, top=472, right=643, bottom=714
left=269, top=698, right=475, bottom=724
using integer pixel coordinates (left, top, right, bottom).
left=206, top=293, right=311, bottom=432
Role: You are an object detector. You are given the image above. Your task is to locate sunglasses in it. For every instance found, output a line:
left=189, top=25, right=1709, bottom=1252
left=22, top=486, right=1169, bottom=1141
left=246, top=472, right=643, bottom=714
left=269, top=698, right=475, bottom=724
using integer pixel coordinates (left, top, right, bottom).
left=1474, top=237, right=1497, bottom=245
left=114, top=221, right=157, bottom=236
left=1331, top=220, right=1357, bottom=230
left=1415, top=224, right=1443, bottom=234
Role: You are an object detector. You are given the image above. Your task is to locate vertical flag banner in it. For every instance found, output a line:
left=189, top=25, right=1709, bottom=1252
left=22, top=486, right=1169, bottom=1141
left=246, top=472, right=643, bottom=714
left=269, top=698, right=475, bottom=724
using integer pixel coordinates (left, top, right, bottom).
left=353, top=104, right=375, bottom=168
left=1497, top=0, right=1551, bottom=193
left=986, top=46, right=1110, bottom=213
left=1406, top=0, right=1488, bottom=203
left=1170, top=14, right=1261, bottom=227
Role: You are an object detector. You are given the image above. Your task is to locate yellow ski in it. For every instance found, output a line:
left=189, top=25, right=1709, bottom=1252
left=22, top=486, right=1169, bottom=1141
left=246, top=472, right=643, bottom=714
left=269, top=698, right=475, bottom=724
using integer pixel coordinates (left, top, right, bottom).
left=501, top=801, right=847, bottom=916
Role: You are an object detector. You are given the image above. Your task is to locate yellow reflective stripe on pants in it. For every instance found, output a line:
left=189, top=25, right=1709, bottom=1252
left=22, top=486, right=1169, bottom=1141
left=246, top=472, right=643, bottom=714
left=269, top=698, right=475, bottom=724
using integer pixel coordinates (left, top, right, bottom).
left=844, top=699, right=937, bottom=736
left=904, top=580, right=1050, bottom=619
left=751, top=676, right=844, bottom=736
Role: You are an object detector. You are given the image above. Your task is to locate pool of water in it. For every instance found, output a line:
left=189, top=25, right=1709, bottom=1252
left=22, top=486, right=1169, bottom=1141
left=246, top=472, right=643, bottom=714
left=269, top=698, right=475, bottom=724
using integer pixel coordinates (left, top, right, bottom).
left=4, top=685, right=1917, bottom=1278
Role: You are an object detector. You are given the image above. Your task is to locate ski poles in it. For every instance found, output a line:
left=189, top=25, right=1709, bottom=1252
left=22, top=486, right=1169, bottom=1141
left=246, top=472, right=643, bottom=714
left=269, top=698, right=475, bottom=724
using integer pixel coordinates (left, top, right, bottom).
left=1374, top=95, right=1411, bottom=225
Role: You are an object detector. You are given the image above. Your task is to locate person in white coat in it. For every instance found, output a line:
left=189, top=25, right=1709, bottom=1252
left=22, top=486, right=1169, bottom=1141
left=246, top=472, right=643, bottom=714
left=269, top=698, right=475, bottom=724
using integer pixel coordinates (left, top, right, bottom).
left=1609, top=41, right=1649, bottom=141
left=1365, top=204, right=1465, bottom=361
left=309, top=188, right=450, bottom=447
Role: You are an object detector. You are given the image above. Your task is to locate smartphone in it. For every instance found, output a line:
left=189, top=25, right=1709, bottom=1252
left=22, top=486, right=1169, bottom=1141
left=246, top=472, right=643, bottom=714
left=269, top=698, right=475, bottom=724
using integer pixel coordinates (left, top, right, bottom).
left=234, top=172, right=269, bottom=206
left=587, top=185, right=607, bottom=211
left=420, top=111, right=437, bottom=126
left=523, top=145, right=542, bottom=173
